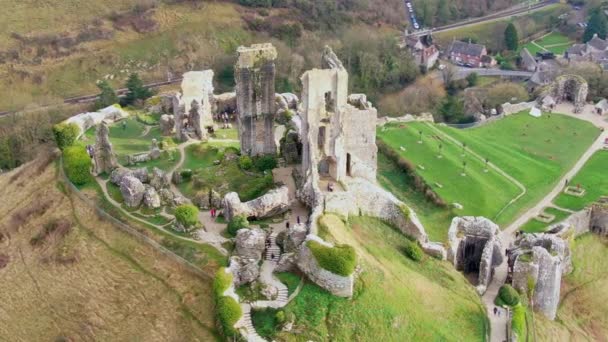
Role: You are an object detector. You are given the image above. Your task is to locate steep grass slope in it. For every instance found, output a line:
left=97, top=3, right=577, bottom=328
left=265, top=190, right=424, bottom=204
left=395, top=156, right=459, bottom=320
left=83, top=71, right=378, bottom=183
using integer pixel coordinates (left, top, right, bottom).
left=0, top=156, right=218, bottom=341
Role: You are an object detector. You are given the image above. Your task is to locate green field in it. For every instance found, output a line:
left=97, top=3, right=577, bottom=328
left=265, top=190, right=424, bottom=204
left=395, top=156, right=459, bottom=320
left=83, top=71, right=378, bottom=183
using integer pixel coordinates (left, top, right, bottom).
left=554, top=150, right=608, bottom=210
left=519, top=207, right=572, bottom=233
left=521, top=32, right=573, bottom=56
left=378, top=122, right=521, bottom=224
left=83, top=115, right=179, bottom=171
left=264, top=215, right=487, bottom=341
left=378, top=112, right=600, bottom=234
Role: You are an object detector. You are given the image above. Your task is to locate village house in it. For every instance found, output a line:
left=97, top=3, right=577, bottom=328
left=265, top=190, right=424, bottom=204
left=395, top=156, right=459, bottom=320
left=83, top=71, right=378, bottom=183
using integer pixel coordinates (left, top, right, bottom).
left=445, top=40, right=494, bottom=68
left=566, top=33, right=608, bottom=69
left=405, top=34, right=439, bottom=70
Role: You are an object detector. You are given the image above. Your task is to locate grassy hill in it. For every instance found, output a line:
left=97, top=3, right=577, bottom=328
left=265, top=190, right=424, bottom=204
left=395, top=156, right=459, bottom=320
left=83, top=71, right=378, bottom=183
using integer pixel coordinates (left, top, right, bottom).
left=0, top=155, right=219, bottom=340
left=263, top=215, right=488, bottom=341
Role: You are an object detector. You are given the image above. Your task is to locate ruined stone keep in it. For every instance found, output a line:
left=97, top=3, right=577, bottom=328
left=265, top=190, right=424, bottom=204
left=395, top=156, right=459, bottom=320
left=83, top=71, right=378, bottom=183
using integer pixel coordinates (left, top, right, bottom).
left=300, top=47, right=378, bottom=184
left=93, top=121, right=118, bottom=175
left=235, top=43, right=277, bottom=156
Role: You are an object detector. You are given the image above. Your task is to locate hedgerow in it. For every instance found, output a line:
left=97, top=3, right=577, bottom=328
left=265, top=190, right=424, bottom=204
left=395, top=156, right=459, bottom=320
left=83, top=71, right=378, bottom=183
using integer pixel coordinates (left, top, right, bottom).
left=213, top=268, right=233, bottom=297
left=496, top=284, right=520, bottom=307
left=52, top=122, right=80, bottom=150
left=307, top=240, right=356, bottom=276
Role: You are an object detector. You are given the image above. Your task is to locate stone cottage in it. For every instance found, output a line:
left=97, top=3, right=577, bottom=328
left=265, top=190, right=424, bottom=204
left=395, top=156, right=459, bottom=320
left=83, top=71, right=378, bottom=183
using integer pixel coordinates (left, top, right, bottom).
left=445, top=40, right=493, bottom=68
left=405, top=34, right=439, bottom=70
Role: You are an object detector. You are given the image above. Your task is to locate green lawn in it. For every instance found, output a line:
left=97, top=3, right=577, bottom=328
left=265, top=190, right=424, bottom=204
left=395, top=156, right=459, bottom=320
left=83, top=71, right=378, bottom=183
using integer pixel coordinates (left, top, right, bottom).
left=519, top=207, right=571, bottom=233
left=378, top=122, right=522, bottom=224
left=178, top=143, right=274, bottom=202
left=554, top=150, right=608, bottom=211
left=266, top=216, right=487, bottom=341
left=521, top=32, right=573, bottom=56
left=435, top=112, right=599, bottom=226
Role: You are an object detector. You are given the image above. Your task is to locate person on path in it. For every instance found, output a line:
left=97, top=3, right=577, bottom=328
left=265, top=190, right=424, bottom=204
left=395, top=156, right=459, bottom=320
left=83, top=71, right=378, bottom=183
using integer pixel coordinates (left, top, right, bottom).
left=286, top=222, right=290, bottom=229
left=271, top=253, right=275, bottom=260
left=297, top=216, right=300, bottom=224
left=493, top=307, right=497, bottom=316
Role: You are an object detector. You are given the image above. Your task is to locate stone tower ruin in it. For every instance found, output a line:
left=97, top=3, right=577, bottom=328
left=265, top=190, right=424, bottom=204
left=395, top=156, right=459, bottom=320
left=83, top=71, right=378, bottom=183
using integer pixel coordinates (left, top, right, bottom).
left=173, top=70, right=214, bottom=141
left=235, top=43, right=277, bottom=156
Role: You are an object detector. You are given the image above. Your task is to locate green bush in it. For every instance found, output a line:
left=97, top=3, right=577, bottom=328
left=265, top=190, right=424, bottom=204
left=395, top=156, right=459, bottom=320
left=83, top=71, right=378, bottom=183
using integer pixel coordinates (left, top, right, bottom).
left=136, top=112, right=160, bottom=125
left=307, top=240, right=356, bottom=276
left=213, top=268, right=233, bottom=297
left=227, top=216, right=249, bottom=236
left=159, top=137, right=176, bottom=150
left=216, top=296, right=242, bottom=337
left=174, top=204, right=199, bottom=227
left=52, top=123, right=80, bottom=150
left=239, top=155, right=253, bottom=170
left=180, top=169, right=193, bottom=179
left=254, top=155, right=277, bottom=171
left=403, top=240, right=423, bottom=262
left=63, top=146, right=92, bottom=185
left=496, top=284, right=520, bottom=307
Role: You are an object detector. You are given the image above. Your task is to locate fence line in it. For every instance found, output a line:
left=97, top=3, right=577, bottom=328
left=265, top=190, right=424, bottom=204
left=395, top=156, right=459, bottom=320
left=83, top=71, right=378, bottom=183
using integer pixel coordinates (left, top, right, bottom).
left=58, top=157, right=213, bottom=281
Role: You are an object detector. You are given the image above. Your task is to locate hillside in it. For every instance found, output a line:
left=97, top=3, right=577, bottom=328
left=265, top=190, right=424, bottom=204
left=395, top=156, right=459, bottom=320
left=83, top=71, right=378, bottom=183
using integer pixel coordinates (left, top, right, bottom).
left=261, top=215, right=488, bottom=341
left=0, top=154, right=218, bottom=340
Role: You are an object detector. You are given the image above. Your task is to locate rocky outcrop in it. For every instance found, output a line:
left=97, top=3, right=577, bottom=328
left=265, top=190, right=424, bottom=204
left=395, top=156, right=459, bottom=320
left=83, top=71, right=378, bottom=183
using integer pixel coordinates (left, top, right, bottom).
left=110, top=167, right=148, bottom=185
left=280, top=93, right=298, bottom=109
left=143, top=186, right=161, bottom=209
left=120, top=176, right=146, bottom=208
left=347, top=94, right=372, bottom=110
left=223, top=186, right=290, bottom=222
left=511, top=233, right=571, bottom=320
left=296, top=235, right=354, bottom=297
left=447, top=216, right=502, bottom=294
left=285, top=223, right=308, bottom=252
left=213, top=92, right=237, bottom=114
left=149, top=167, right=169, bottom=191
left=230, top=228, right=266, bottom=286
left=92, top=122, right=118, bottom=175
left=321, top=45, right=345, bottom=70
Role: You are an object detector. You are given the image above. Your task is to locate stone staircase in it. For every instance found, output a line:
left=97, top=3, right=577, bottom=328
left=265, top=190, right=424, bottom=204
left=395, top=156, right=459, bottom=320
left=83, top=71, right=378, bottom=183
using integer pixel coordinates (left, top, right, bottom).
left=265, top=232, right=281, bottom=262
left=239, top=304, right=266, bottom=342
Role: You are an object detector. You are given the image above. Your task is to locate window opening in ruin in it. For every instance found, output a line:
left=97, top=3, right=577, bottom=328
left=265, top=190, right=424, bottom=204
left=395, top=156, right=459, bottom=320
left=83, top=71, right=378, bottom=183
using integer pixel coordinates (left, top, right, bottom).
left=318, top=126, right=326, bottom=149
left=324, top=91, right=333, bottom=112
left=346, top=153, right=352, bottom=176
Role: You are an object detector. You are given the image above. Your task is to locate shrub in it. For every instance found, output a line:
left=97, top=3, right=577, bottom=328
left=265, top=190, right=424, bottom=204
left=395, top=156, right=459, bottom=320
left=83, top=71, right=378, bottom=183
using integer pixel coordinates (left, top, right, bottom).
left=180, top=169, right=193, bottom=179
left=174, top=204, right=199, bottom=227
left=403, top=240, right=423, bottom=261
left=213, top=268, right=233, bottom=297
left=254, top=155, right=277, bottom=171
left=496, top=284, right=520, bottom=307
left=239, top=155, right=253, bottom=170
left=136, top=112, right=159, bottom=125
left=159, top=137, right=176, bottom=150
left=63, top=146, right=92, bottom=185
left=216, top=296, right=242, bottom=337
left=227, top=215, right=249, bottom=236
left=52, top=123, right=80, bottom=150
left=306, top=240, right=356, bottom=276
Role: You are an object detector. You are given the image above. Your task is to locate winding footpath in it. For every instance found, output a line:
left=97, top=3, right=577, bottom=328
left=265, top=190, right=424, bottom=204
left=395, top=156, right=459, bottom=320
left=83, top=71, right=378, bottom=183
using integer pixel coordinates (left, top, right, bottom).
left=483, top=105, right=608, bottom=342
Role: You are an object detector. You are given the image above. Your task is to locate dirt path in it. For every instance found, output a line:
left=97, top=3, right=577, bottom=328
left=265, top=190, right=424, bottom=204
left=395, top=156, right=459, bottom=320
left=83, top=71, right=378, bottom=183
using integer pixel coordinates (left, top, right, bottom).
left=483, top=105, right=608, bottom=342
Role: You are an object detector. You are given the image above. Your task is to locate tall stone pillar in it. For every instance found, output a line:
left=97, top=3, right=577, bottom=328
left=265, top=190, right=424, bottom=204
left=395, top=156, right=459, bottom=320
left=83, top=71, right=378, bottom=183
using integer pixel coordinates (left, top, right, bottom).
left=93, top=122, right=118, bottom=175
left=235, top=43, right=277, bottom=156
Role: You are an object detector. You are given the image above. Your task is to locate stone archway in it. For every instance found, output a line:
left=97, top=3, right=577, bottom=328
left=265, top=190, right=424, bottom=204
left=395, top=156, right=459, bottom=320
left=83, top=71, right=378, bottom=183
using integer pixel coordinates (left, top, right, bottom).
left=548, top=75, right=589, bottom=113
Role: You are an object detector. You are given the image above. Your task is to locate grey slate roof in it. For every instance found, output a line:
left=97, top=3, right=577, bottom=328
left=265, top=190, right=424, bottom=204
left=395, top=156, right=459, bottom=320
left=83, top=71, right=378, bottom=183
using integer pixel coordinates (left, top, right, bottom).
left=447, top=40, right=485, bottom=57
left=520, top=48, right=537, bottom=68
left=566, top=44, right=587, bottom=56
left=588, top=35, right=608, bottom=51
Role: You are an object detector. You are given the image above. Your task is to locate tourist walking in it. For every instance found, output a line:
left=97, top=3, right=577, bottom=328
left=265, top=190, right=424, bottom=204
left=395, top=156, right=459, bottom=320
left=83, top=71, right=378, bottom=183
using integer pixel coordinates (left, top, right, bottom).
left=286, top=222, right=290, bottom=229
left=297, top=216, right=300, bottom=224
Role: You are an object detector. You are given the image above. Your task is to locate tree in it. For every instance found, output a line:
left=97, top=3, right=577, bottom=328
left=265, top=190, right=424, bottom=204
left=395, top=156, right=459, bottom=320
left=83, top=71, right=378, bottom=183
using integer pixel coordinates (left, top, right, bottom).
left=438, top=95, right=466, bottom=123
left=123, top=73, right=153, bottom=106
left=504, top=23, right=519, bottom=51
left=584, top=10, right=608, bottom=42
left=95, top=80, right=119, bottom=110
left=466, top=72, right=479, bottom=87
left=52, top=123, right=80, bottom=150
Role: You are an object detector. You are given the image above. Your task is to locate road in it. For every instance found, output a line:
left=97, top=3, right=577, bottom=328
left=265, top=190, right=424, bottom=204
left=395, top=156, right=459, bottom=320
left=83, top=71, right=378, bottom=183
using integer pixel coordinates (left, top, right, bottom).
left=408, top=0, right=559, bottom=37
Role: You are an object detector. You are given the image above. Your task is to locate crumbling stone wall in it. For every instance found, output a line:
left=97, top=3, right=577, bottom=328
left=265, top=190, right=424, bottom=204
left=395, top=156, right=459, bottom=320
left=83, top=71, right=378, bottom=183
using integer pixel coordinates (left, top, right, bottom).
left=590, top=203, right=608, bottom=236
left=173, top=71, right=214, bottom=141
left=222, top=186, right=290, bottom=222
left=447, top=216, right=503, bottom=294
left=296, top=235, right=354, bottom=297
left=235, top=43, right=277, bottom=156
left=92, top=122, right=118, bottom=175
left=511, top=234, right=571, bottom=320
left=540, top=75, right=588, bottom=113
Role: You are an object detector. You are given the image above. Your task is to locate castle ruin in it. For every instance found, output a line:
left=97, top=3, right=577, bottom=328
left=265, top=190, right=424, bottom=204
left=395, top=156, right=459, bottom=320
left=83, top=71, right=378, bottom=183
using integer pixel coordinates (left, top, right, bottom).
left=173, top=70, right=214, bottom=141
left=235, top=43, right=277, bottom=156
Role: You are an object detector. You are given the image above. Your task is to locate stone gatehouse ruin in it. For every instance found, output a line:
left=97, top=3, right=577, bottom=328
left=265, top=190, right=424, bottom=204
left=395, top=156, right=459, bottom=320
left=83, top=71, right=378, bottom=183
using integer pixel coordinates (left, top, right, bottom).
left=173, top=70, right=215, bottom=141
left=447, top=216, right=503, bottom=294
left=540, top=74, right=588, bottom=113
left=235, top=43, right=277, bottom=156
